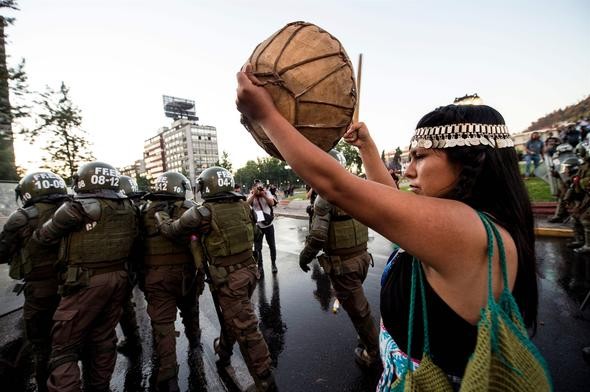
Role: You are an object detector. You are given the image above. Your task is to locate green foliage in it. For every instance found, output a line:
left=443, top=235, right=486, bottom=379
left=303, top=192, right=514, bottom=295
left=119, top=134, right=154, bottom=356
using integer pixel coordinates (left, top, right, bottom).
left=22, top=82, right=95, bottom=181
left=525, top=176, right=556, bottom=202
left=215, top=150, right=232, bottom=172
left=0, top=3, right=21, bottom=181
left=527, top=95, right=590, bottom=131
left=8, top=58, right=29, bottom=119
left=135, top=174, right=151, bottom=192
left=336, top=139, right=363, bottom=174
left=234, top=156, right=300, bottom=188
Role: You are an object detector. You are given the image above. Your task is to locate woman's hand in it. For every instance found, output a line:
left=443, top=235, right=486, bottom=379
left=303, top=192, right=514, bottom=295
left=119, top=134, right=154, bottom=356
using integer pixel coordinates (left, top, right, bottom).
left=343, top=122, right=373, bottom=150
left=236, top=63, right=278, bottom=124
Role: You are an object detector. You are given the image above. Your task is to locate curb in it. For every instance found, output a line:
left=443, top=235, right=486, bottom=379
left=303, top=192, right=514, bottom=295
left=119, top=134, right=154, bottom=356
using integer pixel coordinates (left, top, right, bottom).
left=275, top=212, right=307, bottom=220
left=535, top=227, right=574, bottom=238
left=275, top=203, right=574, bottom=238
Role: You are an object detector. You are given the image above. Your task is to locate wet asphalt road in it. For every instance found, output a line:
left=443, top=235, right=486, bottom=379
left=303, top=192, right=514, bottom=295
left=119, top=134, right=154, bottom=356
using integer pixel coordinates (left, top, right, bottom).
left=2, top=216, right=590, bottom=391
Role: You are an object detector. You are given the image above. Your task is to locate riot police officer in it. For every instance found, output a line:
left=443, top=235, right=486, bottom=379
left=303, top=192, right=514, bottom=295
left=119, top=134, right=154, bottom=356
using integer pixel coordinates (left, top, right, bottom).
left=115, top=175, right=145, bottom=355
left=549, top=143, right=579, bottom=223
left=299, top=150, right=380, bottom=368
left=140, top=171, right=203, bottom=392
left=0, top=171, right=69, bottom=392
left=155, top=167, right=275, bottom=391
left=32, top=161, right=137, bottom=392
left=570, top=143, right=590, bottom=253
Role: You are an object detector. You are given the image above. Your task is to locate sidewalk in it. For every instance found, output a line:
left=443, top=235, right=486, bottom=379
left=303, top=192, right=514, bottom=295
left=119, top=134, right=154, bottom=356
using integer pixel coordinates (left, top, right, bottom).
left=276, top=199, right=575, bottom=238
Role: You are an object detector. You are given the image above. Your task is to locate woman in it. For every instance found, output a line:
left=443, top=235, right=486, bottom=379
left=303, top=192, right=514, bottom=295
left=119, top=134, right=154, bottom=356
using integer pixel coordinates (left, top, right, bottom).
left=236, top=66, right=538, bottom=388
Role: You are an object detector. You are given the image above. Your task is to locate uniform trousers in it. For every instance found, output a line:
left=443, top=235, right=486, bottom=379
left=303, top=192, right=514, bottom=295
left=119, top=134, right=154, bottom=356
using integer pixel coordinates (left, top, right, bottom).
left=48, top=270, right=128, bottom=392
left=144, top=263, right=201, bottom=383
left=216, top=262, right=272, bottom=377
left=23, top=276, right=61, bottom=392
left=326, top=252, right=379, bottom=356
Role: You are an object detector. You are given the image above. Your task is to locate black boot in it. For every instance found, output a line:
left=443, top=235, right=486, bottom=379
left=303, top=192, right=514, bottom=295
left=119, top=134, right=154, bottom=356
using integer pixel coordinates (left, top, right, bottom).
left=548, top=216, right=566, bottom=223
left=214, top=337, right=232, bottom=367
left=157, top=377, right=180, bottom=392
left=116, top=334, right=142, bottom=356
left=271, top=260, right=278, bottom=274
left=33, top=350, right=50, bottom=392
left=183, top=311, right=201, bottom=349
left=575, top=228, right=590, bottom=254
left=253, top=370, right=278, bottom=392
left=353, top=316, right=379, bottom=368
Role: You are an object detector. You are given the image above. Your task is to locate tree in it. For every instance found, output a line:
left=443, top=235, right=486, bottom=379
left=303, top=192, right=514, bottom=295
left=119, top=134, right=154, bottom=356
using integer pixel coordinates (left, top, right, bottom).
left=215, top=150, right=233, bottom=172
left=336, top=139, right=363, bottom=175
left=234, top=157, right=300, bottom=189
left=23, top=82, right=95, bottom=181
left=0, top=0, right=20, bottom=180
left=136, top=174, right=151, bottom=192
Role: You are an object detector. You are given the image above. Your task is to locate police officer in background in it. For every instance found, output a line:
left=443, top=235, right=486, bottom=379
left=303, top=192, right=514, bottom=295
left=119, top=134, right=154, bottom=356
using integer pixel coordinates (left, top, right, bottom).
left=299, top=150, right=380, bottom=368
left=115, top=175, right=145, bottom=355
left=568, top=143, right=590, bottom=254
left=32, top=162, right=137, bottom=392
left=0, top=171, right=69, bottom=392
left=140, top=171, right=203, bottom=392
left=155, top=167, right=275, bottom=391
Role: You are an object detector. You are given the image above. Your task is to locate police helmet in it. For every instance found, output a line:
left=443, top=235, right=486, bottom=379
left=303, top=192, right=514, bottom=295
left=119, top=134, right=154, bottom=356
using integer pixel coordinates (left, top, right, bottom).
left=15, top=171, right=67, bottom=204
left=73, top=161, right=120, bottom=193
left=196, top=167, right=235, bottom=199
left=555, top=143, right=574, bottom=155
left=575, top=142, right=588, bottom=159
left=559, top=157, right=583, bottom=179
left=328, top=149, right=347, bottom=167
left=152, top=171, right=190, bottom=199
left=119, top=175, right=141, bottom=197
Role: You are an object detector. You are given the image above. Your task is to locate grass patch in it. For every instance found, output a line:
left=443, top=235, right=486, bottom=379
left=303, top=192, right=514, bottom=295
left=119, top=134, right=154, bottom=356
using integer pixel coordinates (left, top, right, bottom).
left=525, top=177, right=556, bottom=202
left=397, top=177, right=555, bottom=202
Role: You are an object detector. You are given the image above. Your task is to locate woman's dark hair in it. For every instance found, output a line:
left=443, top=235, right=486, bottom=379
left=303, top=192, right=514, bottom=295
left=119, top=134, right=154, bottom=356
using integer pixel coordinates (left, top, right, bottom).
left=416, top=104, right=538, bottom=330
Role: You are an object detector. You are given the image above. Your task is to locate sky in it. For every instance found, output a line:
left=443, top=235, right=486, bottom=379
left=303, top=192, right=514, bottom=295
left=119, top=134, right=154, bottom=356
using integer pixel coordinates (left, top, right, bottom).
left=4, top=0, right=590, bottom=172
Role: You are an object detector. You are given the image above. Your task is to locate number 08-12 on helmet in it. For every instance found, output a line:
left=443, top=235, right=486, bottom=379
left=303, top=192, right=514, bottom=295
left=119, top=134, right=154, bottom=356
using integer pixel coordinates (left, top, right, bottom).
left=73, top=161, right=121, bottom=194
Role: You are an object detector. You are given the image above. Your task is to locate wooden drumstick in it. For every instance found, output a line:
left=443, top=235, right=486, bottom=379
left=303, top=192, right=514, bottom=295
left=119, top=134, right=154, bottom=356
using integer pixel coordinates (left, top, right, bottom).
left=353, top=53, right=363, bottom=123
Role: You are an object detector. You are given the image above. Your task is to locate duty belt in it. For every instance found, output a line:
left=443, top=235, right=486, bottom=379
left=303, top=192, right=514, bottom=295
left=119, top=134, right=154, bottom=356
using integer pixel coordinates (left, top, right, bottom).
left=326, top=243, right=367, bottom=259
left=70, top=261, right=126, bottom=276
left=144, top=253, right=193, bottom=266
left=25, top=265, right=58, bottom=281
left=211, top=249, right=254, bottom=267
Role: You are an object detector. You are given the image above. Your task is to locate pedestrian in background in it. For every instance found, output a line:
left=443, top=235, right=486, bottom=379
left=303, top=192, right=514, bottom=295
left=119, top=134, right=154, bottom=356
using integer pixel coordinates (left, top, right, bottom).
left=248, top=179, right=278, bottom=275
left=524, top=131, right=544, bottom=179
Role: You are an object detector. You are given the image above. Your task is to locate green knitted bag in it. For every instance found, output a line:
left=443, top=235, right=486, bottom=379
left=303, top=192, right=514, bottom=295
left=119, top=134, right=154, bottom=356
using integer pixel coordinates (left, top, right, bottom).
left=391, top=212, right=553, bottom=392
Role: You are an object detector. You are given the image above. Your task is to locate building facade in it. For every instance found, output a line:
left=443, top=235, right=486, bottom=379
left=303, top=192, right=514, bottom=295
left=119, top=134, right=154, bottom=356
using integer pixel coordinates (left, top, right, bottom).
left=143, top=128, right=168, bottom=182
left=119, top=159, right=146, bottom=179
left=142, top=121, right=219, bottom=184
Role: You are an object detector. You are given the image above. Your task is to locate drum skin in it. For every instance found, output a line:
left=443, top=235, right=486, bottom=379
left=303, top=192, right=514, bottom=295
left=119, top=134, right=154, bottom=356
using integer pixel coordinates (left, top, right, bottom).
left=242, top=21, right=357, bottom=160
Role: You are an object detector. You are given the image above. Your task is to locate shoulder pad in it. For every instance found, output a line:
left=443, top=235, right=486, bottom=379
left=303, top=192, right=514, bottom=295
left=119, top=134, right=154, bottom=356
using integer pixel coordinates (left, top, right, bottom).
left=3, top=209, right=29, bottom=232
left=314, top=196, right=332, bottom=215
left=21, top=205, right=39, bottom=220
left=183, top=199, right=197, bottom=209
left=196, top=205, right=211, bottom=220
left=76, top=198, right=101, bottom=220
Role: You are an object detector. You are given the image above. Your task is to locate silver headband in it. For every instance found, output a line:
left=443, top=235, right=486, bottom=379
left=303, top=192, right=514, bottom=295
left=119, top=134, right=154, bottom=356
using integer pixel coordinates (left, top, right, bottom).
left=410, top=123, right=514, bottom=149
